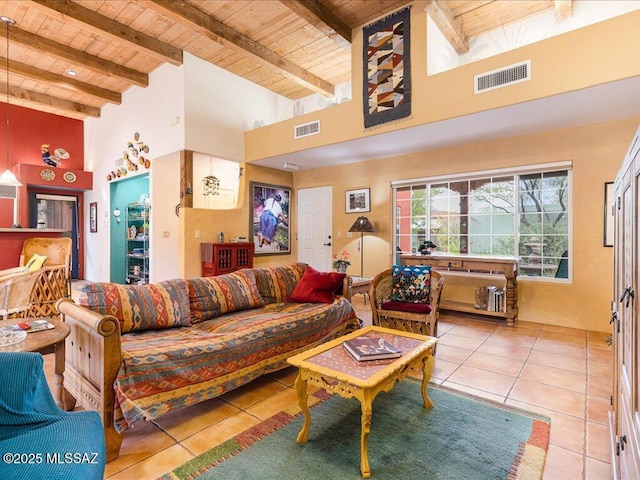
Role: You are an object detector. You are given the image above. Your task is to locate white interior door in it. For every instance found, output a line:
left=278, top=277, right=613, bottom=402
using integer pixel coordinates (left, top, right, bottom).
left=297, top=186, right=333, bottom=271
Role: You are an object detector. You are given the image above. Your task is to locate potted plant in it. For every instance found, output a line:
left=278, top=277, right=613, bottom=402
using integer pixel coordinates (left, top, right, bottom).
left=332, top=251, right=351, bottom=273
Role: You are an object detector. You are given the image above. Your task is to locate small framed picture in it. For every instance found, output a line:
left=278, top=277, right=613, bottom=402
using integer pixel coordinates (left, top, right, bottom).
left=345, top=188, right=370, bottom=213
left=89, top=202, right=98, bottom=233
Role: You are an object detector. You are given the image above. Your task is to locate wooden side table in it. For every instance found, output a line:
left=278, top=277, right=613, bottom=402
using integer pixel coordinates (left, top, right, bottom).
left=0, top=318, right=70, bottom=408
left=348, top=276, right=372, bottom=304
left=401, top=253, right=519, bottom=325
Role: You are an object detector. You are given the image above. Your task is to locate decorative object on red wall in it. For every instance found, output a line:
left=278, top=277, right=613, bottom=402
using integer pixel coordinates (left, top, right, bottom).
left=40, top=169, right=55, bottom=181
left=40, top=144, right=69, bottom=167
left=63, top=172, right=77, bottom=183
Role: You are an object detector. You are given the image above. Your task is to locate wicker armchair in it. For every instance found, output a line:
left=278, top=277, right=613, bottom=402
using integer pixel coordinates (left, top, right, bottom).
left=0, top=269, right=44, bottom=320
left=370, top=269, right=444, bottom=338
left=20, top=237, right=72, bottom=280
left=0, top=265, right=69, bottom=320
left=15, top=237, right=72, bottom=318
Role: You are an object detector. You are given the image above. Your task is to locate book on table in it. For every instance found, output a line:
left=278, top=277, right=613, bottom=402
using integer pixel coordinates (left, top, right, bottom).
left=343, top=336, right=402, bottom=361
left=0, top=319, right=55, bottom=333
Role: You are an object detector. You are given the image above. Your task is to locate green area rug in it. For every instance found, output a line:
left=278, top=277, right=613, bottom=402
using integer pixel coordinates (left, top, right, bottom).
left=158, top=381, right=550, bottom=480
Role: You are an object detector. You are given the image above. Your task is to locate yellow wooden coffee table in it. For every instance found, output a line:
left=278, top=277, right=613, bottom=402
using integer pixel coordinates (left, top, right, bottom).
left=287, top=325, right=438, bottom=478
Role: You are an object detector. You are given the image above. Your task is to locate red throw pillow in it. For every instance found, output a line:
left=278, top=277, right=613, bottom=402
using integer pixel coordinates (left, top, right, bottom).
left=287, top=266, right=346, bottom=303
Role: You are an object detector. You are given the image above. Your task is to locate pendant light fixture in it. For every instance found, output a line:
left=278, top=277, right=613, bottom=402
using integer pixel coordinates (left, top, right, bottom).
left=202, top=157, right=220, bottom=196
left=0, top=16, right=21, bottom=187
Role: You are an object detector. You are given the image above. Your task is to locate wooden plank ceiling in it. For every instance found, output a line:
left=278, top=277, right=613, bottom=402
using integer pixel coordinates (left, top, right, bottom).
left=0, top=0, right=571, bottom=120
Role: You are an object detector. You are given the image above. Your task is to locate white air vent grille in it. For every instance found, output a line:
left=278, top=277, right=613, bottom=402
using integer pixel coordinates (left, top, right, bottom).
left=475, top=60, right=531, bottom=94
left=294, top=120, right=320, bottom=139
left=0, top=184, right=17, bottom=199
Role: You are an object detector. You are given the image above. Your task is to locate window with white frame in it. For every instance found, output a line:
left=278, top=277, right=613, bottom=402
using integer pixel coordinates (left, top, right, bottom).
left=393, top=164, right=571, bottom=279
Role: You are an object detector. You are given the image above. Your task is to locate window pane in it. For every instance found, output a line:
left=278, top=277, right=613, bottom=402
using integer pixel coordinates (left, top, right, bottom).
left=492, top=235, right=515, bottom=255
left=470, top=214, right=491, bottom=234
left=469, top=235, right=490, bottom=254
left=393, top=168, right=569, bottom=281
left=492, top=214, right=514, bottom=234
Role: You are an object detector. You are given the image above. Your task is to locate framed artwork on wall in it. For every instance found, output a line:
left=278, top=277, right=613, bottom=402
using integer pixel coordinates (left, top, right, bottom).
left=345, top=188, right=370, bottom=213
left=250, top=182, right=291, bottom=255
left=89, top=202, right=97, bottom=233
left=604, top=182, right=614, bottom=247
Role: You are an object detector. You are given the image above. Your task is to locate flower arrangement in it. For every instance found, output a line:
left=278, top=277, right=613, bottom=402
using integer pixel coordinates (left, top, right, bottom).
left=332, top=250, right=351, bottom=271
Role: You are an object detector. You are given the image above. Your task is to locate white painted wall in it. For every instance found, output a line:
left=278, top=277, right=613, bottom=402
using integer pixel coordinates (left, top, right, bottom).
left=183, top=53, right=294, bottom=160
left=150, top=151, right=181, bottom=281
left=84, top=62, right=185, bottom=282
left=192, top=153, right=241, bottom=209
left=83, top=53, right=295, bottom=282
left=427, top=0, right=640, bottom=75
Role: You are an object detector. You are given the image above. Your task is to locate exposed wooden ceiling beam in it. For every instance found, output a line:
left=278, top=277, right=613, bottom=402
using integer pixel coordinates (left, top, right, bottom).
left=8, top=26, right=148, bottom=87
left=554, top=0, right=573, bottom=22
left=423, top=0, right=468, bottom=54
left=0, top=83, right=101, bottom=118
left=141, top=0, right=335, bottom=97
left=280, top=0, right=351, bottom=51
left=7, top=61, right=121, bottom=104
left=28, top=0, right=183, bottom=66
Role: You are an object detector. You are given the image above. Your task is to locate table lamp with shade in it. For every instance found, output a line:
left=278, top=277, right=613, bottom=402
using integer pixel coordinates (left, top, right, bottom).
left=348, top=216, right=375, bottom=278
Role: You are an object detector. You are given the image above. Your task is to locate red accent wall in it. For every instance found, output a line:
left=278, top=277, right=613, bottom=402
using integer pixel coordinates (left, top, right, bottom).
left=0, top=103, right=84, bottom=227
left=0, top=103, right=84, bottom=169
left=0, top=230, right=67, bottom=270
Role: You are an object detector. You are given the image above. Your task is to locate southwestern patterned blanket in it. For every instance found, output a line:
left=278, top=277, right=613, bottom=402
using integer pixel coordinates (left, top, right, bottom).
left=78, top=263, right=360, bottom=433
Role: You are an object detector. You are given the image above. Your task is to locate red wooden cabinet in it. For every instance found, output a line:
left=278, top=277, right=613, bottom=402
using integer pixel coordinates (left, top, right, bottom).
left=201, top=242, right=254, bottom=276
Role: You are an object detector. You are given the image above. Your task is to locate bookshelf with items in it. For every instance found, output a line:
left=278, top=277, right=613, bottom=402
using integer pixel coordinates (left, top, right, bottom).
left=126, top=201, right=150, bottom=285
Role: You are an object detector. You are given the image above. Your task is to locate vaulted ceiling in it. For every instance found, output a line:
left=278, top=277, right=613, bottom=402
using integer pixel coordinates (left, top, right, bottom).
left=0, top=1, right=572, bottom=121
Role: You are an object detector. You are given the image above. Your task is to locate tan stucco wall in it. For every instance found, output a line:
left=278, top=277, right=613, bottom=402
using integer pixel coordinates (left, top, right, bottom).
left=179, top=164, right=294, bottom=278
left=245, top=9, right=640, bottom=162
left=292, top=116, right=639, bottom=332
left=181, top=7, right=640, bottom=333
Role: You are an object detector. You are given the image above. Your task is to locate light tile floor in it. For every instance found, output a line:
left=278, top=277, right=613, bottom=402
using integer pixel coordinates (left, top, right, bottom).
left=42, top=293, right=613, bottom=480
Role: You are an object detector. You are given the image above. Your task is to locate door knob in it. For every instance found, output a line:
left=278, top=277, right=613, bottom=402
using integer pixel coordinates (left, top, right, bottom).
left=324, top=242, right=332, bottom=246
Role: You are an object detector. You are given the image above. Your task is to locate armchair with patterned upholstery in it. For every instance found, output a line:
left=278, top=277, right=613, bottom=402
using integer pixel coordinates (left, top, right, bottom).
left=0, top=352, right=105, bottom=479
left=370, top=266, right=444, bottom=339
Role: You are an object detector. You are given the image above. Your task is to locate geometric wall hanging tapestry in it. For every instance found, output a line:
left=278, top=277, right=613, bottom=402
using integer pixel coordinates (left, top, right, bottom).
left=363, top=7, right=411, bottom=129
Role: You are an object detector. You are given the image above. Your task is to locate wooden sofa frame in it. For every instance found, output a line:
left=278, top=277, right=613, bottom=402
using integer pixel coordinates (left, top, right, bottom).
left=55, top=274, right=354, bottom=462
left=56, top=298, right=123, bottom=462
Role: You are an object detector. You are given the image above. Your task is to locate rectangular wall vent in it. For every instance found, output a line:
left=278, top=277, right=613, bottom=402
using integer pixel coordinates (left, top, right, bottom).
left=475, top=60, right=531, bottom=94
left=294, top=120, right=320, bottom=139
left=0, top=184, right=17, bottom=199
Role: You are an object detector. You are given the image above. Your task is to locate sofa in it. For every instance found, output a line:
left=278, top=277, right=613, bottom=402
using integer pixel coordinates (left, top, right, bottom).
left=56, top=263, right=360, bottom=461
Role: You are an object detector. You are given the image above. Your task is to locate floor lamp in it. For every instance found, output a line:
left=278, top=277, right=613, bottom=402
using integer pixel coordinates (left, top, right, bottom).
left=348, top=216, right=375, bottom=278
